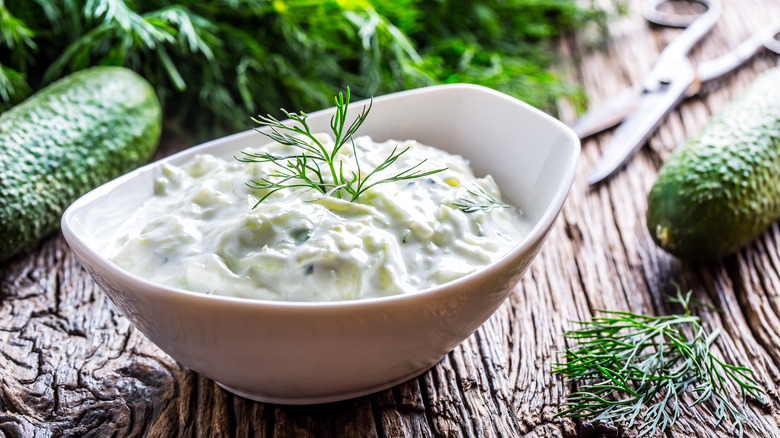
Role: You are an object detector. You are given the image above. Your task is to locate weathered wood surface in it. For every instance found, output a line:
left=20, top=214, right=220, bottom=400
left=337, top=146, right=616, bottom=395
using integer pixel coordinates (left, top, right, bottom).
left=2, top=0, right=780, bottom=436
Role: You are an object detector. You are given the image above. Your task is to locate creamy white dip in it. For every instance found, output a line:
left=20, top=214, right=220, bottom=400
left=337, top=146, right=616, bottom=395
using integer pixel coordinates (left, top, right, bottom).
left=106, top=135, right=528, bottom=301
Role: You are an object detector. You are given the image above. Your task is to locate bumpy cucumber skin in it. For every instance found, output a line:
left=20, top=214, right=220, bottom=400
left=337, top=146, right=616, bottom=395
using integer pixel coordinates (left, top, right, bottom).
left=646, top=67, right=780, bottom=261
left=0, top=67, right=162, bottom=262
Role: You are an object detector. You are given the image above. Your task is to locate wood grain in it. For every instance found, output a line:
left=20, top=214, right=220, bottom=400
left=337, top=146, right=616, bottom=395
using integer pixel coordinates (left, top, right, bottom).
left=2, top=0, right=780, bottom=436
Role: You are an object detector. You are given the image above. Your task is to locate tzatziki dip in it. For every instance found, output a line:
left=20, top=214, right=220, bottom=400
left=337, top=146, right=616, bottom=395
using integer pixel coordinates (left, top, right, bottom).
left=106, top=134, right=529, bottom=301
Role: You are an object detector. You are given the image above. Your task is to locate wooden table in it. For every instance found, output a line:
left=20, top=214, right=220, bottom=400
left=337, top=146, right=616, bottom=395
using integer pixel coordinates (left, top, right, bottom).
left=2, top=0, right=780, bottom=436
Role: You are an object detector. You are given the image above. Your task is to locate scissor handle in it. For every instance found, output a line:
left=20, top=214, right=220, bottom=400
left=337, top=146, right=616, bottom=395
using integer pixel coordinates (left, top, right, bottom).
left=643, top=0, right=717, bottom=28
left=764, top=25, right=780, bottom=54
left=642, top=0, right=721, bottom=88
left=696, top=22, right=780, bottom=83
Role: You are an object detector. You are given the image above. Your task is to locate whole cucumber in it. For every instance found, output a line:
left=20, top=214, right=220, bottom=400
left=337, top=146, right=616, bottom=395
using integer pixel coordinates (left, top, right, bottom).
left=646, top=67, right=780, bottom=261
left=0, top=67, right=162, bottom=262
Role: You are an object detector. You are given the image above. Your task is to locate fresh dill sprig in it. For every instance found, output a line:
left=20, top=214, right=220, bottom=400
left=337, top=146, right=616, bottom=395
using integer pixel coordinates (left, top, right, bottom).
left=452, top=185, right=512, bottom=213
left=238, top=88, right=446, bottom=206
left=552, top=287, right=765, bottom=437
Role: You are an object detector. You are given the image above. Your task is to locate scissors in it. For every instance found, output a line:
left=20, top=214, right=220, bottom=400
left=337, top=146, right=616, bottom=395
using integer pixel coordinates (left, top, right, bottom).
left=571, top=0, right=780, bottom=185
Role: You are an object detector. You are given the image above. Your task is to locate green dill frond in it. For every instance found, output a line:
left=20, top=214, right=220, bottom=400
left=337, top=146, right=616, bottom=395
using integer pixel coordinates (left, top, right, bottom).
left=0, top=63, right=31, bottom=105
left=239, top=88, right=446, bottom=205
left=553, top=286, right=766, bottom=437
left=453, top=185, right=512, bottom=214
left=0, top=0, right=614, bottom=138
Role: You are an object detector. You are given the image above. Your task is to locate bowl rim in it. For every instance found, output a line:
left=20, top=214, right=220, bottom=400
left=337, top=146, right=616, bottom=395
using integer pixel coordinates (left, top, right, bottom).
left=61, top=83, right=580, bottom=310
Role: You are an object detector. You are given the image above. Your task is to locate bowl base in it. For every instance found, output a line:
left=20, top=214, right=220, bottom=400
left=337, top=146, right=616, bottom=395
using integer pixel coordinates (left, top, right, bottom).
left=215, top=363, right=437, bottom=405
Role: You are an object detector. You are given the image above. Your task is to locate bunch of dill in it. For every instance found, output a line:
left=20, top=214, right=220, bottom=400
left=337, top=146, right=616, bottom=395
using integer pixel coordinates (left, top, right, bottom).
left=554, top=287, right=766, bottom=437
left=0, top=0, right=611, bottom=140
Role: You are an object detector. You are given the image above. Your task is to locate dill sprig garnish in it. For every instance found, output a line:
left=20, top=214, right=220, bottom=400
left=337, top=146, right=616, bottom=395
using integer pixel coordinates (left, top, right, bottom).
left=452, top=185, right=512, bottom=213
left=237, top=89, right=446, bottom=206
left=553, top=287, right=766, bottom=437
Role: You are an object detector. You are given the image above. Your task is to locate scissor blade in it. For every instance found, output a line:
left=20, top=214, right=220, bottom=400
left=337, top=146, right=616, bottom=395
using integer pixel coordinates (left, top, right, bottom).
left=588, top=67, right=694, bottom=185
left=569, top=86, right=642, bottom=139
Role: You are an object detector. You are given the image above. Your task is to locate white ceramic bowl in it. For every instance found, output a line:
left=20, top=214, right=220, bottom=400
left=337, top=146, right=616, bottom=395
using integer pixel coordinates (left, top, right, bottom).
left=62, top=84, right=579, bottom=404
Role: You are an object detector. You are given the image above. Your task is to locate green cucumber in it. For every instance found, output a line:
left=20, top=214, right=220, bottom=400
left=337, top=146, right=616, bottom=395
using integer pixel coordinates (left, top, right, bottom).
left=0, top=66, right=162, bottom=262
left=646, top=67, right=780, bottom=261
